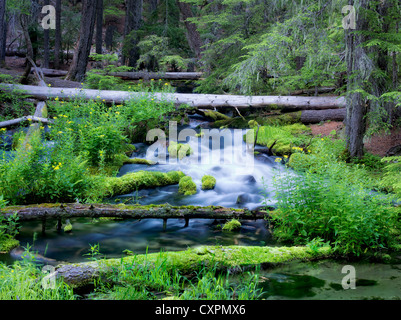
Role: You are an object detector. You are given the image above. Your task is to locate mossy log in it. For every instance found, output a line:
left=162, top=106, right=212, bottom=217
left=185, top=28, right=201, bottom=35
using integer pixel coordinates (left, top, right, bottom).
left=54, top=245, right=332, bottom=289
left=1, top=203, right=268, bottom=222
left=0, top=84, right=346, bottom=109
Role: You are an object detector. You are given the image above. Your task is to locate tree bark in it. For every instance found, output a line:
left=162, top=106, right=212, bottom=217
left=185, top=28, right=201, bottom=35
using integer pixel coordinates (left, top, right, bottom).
left=123, top=0, right=143, bottom=68
left=0, top=0, right=6, bottom=66
left=95, top=0, right=103, bottom=55
left=54, top=0, right=61, bottom=69
left=0, top=84, right=346, bottom=110
left=66, top=0, right=97, bottom=82
left=345, top=0, right=372, bottom=158
left=177, top=1, right=203, bottom=59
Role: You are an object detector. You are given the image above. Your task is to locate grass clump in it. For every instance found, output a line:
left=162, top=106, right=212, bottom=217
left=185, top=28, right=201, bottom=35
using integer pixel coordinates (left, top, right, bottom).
left=178, top=176, right=197, bottom=196
left=201, top=175, right=216, bottom=190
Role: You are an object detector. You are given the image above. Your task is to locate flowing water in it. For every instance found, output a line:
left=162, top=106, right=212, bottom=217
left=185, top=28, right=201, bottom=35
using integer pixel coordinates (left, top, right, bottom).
left=1, top=116, right=280, bottom=264
left=2, top=116, right=401, bottom=300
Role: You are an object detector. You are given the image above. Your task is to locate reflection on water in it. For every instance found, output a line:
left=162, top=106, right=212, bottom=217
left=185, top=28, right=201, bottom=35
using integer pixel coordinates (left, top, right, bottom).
left=1, top=217, right=272, bottom=264
left=255, top=260, right=401, bottom=300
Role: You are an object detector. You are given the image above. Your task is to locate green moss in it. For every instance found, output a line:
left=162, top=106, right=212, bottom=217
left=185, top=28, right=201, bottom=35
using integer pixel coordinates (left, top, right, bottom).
left=201, top=175, right=216, bottom=190
left=203, top=110, right=231, bottom=121
left=72, top=245, right=333, bottom=282
left=64, top=221, right=72, bottom=233
left=168, top=141, right=193, bottom=160
left=105, top=171, right=186, bottom=197
left=248, top=124, right=311, bottom=156
left=222, top=219, right=241, bottom=231
left=178, top=176, right=197, bottom=196
left=0, top=238, right=19, bottom=253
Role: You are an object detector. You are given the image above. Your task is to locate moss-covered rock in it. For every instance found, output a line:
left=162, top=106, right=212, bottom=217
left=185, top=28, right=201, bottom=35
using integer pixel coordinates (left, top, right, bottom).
left=168, top=141, right=193, bottom=160
left=64, top=220, right=73, bottom=233
left=201, top=175, right=216, bottom=190
left=247, top=123, right=311, bottom=156
left=105, top=171, right=186, bottom=197
left=178, top=176, right=197, bottom=196
left=202, top=110, right=231, bottom=121
left=0, top=238, right=19, bottom=253
left=222, top=219, right=241, bottom=231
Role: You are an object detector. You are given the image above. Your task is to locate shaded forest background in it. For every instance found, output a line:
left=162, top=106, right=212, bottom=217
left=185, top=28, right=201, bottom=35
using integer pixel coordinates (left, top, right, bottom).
left=0, top=0, right=401, bottom=158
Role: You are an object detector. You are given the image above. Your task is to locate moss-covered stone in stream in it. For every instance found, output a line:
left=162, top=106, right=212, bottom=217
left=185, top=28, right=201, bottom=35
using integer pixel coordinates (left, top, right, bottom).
left=222, top=219, right=241, bottom=231
left=168, top=141, right=193, bottom=160
left=0, top=238, right=19, bottom=253
left=104, top=171, right=186, bottom=197
left=201, top=175, right=216, bottom=190
left=178, top=176, right=197, bottom=196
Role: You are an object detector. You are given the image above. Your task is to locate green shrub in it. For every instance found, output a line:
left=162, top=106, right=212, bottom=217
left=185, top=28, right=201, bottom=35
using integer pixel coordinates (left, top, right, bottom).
left=271, top=168, right=397, bottom=256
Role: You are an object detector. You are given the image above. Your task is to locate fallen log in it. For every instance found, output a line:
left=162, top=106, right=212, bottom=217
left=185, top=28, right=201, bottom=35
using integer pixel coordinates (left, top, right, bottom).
left=1, top=203, right=268, bottom=221
left=300, top=108, right=346, bottom=124
left=53, top=245, right=332, bottom=289
left=0, top=115, right=53, bottom=128
left=31, top=68, right=68, bottom=77
left=0, top=84, right=346, bottom=110
left=107, top=71, right=203, bottom=81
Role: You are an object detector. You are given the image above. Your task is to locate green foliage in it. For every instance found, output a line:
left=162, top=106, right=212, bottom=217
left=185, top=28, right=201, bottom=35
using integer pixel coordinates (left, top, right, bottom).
left=271, top=167, right=396, bottom=256
left=85, top=54, right=133, bottom=90
left=0, top=208, right=20, bottom=252
left=91, top=253, right=262, bottom=300
left=269, top=134, right=399, bottom=256
left=0, top=130, right=93, bottom=204
left=0, top=253, right=76, bottom=300
left=380, top=156, right=401, bottom=197
left=0, top=75, right=35, bottom=122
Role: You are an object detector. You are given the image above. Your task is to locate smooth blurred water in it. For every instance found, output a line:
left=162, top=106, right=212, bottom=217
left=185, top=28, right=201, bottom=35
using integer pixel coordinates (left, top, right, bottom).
left=1, top=117, right=285, bottom=264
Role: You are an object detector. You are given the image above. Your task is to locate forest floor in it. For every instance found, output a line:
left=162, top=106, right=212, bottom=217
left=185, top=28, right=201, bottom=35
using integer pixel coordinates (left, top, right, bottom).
left=310, top=121, right=401, bottom=157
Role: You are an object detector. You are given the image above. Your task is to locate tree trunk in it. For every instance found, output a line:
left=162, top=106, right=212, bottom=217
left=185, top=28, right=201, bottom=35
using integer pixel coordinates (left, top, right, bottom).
left=42, top=0, right=50, bottom=68
left=0, top=84, right=346, bottom=110
left=95, top=0, right=103, bottom=55
left=105, top=24, right=114, bottom=51
left=177, top=1, right=203, bottom=59
left=20, top=13, right=34, bottom=84
left=0, top=0, right=6, bottom=66
left=345, top=0, right=372, bottom=158
left=54, top=0, right=61, bottom=69
left=123, top=0, right=143, bottom=68
left=66, top=0, right=97, bottom=82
